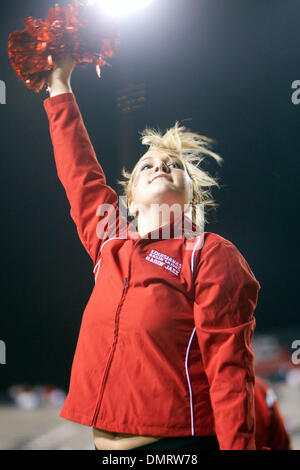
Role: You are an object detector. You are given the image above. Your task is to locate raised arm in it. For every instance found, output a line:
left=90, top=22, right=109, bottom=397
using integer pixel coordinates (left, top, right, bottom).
left=44, top=57, right=128, bottom=268
left=47, top=55, right=75, bottom=97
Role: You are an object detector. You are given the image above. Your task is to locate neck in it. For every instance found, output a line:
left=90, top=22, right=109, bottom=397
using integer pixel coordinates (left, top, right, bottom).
left=136, top=203, right=192, bottom=238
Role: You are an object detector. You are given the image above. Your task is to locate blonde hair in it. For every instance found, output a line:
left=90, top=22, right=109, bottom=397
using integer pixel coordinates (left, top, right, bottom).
left=117, top=121, right=224, bottom=227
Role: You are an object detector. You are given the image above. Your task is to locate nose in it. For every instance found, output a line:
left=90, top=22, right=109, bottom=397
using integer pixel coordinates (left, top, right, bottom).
left=154, top=160, right=170, bottom=173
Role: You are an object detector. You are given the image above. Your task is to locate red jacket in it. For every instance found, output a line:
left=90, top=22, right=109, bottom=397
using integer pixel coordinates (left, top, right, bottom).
left=43, top=92, right=261, bottom=450
left=254, top=376, right=291, bottom=450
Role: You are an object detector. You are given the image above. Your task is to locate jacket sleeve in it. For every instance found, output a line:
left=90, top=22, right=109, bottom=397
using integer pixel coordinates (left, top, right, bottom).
left=43, top=92, right=128, bottom=267
left=193, top=239, right=261, bottom=450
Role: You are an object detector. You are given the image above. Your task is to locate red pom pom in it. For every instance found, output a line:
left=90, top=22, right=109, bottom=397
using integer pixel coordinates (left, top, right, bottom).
left=8, top=0, right=120, bottom=92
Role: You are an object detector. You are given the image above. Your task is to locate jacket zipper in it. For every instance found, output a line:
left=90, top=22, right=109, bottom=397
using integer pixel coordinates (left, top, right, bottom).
left=91, top=276, right=128, bottom=427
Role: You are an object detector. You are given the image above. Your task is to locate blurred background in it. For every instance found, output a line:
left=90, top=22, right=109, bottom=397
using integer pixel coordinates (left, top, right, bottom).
left=0, top=0, right=299, bottom=450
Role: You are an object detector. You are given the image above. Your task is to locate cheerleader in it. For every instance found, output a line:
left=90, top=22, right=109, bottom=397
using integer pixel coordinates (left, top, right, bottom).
left=43, top=56, right=261, bottom=450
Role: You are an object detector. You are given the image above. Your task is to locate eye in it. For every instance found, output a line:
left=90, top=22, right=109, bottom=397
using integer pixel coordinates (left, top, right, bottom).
left=140, top=163, right=151, bottom=171
left=140, top=160, right=183, bottom=170
left=168, top=161, right=183, bottom=169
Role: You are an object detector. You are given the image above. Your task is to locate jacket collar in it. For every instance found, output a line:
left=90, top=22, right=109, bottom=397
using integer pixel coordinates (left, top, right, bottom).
left=126, top=208, right=203, bottom=242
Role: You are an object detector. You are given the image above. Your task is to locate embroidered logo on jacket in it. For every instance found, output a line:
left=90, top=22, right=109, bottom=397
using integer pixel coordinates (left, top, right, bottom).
left=145, top=249, right=182, bottom=276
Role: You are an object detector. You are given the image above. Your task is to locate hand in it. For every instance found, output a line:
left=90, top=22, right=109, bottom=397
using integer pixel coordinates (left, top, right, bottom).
left=47, top=55, right=76, bottom=97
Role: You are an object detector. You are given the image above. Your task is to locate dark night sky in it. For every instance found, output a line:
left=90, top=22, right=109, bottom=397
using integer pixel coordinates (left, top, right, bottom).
left=0, top=0, right=299, bottom=391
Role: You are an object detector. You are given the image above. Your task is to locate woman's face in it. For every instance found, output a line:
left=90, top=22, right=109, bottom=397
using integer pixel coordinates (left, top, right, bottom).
left=129, top=148, right=193, bottom=215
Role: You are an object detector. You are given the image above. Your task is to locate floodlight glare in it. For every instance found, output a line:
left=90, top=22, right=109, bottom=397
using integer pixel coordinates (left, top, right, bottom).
left=87, top=0, right=153, bottom=17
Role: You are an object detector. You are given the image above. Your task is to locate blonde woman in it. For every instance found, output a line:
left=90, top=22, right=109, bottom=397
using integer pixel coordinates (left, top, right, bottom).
left=44, top=56, right=261, bottom=451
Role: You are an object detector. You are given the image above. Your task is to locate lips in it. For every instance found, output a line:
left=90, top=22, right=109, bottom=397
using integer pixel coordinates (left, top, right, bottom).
left=151, top=174, right=172, bottom=183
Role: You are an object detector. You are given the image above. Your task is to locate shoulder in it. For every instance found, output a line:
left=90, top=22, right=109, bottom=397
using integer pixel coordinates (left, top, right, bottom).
left=187, top=231, right=244, bottom=278
left=194, top=232, right=259, bottom=285
left=199, top=232, right=242, bottom=258
left=185, top=231, right=233, bottom=253
left=202, top=232, right=251, bottom=261
left=203, top=231, right=234, bottom=248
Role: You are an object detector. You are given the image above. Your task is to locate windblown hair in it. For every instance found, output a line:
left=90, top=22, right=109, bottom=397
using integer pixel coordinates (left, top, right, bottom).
left=117, top=121, right=224, bottom=227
